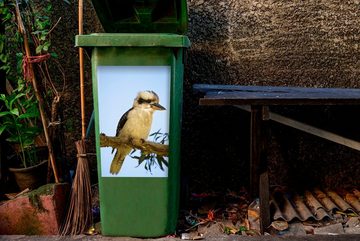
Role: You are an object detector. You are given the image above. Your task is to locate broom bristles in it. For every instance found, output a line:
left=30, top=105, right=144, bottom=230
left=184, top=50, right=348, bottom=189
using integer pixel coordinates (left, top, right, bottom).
left=60, top=140, right=92, bottom=235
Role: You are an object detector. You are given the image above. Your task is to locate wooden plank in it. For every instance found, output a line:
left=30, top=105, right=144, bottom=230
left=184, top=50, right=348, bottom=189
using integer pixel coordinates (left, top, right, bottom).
left=194, top=84, right=360, bottom=96
left=259, top=171, right=271, bottom=234
left=200, top=94, right=360, bottom=105
left=195, top=84, right=360, bottom=106
left=268, top=112, right=360, bottom=151
left=200, top=97, right=360, bottom=106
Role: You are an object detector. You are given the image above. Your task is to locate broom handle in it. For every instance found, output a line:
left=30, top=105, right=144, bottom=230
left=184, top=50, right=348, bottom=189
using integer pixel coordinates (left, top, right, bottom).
left=79, top=0, right=86, bottom=140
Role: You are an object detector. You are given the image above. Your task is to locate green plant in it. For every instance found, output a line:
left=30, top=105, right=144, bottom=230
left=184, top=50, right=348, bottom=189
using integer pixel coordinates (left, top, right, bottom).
left=0, top=0, right=67, bottom=172
left=0, top=80, right=41, bottom=168
left=0, top=1, right=42, bottom=168
left=131, top=129, right=169, bottom=173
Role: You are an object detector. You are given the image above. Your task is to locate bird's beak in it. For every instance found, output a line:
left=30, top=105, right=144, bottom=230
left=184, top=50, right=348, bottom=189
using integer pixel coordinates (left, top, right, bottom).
left=151, top=103, right=166, bottom=110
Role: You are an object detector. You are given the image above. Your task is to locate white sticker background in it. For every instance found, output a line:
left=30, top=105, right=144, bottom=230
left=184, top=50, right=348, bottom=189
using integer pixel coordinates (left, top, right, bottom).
left=97, top=66, right=170, bottom=177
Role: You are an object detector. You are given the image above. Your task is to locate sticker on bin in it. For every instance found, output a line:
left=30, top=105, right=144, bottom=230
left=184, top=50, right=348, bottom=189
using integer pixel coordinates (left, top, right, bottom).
left=97, top=66, right=170, bottom=177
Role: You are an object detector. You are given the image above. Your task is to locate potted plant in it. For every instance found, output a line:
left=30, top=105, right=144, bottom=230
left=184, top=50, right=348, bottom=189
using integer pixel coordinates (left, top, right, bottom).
left=0, top=79, right=49, bottom=190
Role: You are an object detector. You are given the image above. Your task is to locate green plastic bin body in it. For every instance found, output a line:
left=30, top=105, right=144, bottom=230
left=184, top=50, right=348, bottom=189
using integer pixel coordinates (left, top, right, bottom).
left=76, top=33, right=189, bottom=237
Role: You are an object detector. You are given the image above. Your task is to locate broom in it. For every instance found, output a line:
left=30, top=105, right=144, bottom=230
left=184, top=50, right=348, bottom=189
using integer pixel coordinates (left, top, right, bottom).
left=60, top=0, right=92, bottom=235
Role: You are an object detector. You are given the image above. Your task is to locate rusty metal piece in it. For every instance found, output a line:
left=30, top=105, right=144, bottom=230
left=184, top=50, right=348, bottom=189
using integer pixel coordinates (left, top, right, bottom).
left=293, top=195, right=314, bottom=221
left=281, top=194, right=301, bottom=221
left=345, top=194, right=360, bottom=213
left=326, top=191, right=355, bottom=213
left=313, top=188, right=339, bottom=212
left=353, top=189, right=360, bottom=199
left=304, top=191, right=331, bottom=220
left=271, top=189, right=359, bottom=222
left=270, top=197, right=284, bottom=221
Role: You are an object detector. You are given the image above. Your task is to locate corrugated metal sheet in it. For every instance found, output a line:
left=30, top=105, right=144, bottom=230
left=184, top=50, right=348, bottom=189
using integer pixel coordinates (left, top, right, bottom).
left=271, top=189, right=360, bottom=222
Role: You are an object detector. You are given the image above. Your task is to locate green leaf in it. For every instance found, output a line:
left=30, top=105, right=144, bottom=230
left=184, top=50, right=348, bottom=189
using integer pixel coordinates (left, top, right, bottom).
left=39, top=34, right=46, bottom=41
left=6, top=136, right=20, bottom=143
left=35, top=44, right=43, bottom=54
left=0, top=65, right=10, bottom=73
left=135, top=154, right=148, bottom=167
left=156, top=156, right=168, bottom=171
left=22, top=138, right=35, bottom=147
left=9, top=93, right=25, bottom=108
left=16, top=52, right=23, bottom=58
left=0, top=111, right=12, bottom=117
left=31, top=30, right=42, bottom=35
left=18, top=111, right=39, bottom=119
left=43, top=41, right=50, bottom=51
left=0, top=94, right=6, bottom=101
left=0, top=53, right=7, bottom=63
left=239, top=226, right=247, bottom=232
left=149, top=129, right=161, bottom=137
left=0, top=125, right=7, bottom=135
left=157, top=156, right=164, bottom=171
left=50, top=52, right=58, bottom=58
left=162, top=158, right=169, bottom=167
left=24, top=126, right=41, bottom=135
left=10, top=108, right=19, bottom=116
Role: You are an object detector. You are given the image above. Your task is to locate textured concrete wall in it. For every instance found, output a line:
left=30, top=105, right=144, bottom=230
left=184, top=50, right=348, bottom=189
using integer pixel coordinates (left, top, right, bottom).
left=183, top=0, right=360, bottom=191
left=187, top=0, right=360, bottom=87
left=50, top=1, right=360, bottom=190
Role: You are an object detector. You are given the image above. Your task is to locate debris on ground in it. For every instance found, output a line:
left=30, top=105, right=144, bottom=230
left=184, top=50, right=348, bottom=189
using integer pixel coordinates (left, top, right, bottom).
left=177, top=187, right=360, bottom=238
left=344, top=217, right=360, bottom=234
left=177, top=188, right=259, bottom=238
left=88, top=183, right=360, bottom=238
left=314, top=223, right=345, bottom=235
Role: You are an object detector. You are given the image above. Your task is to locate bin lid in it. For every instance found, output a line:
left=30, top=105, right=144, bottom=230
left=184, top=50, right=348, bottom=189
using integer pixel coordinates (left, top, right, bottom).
left=76, top=33, right=190, bottom=47
left=90, top=0, right=188, bottom=34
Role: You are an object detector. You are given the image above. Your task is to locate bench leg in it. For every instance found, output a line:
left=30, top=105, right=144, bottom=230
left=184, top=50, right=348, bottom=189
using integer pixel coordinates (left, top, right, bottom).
left=259, top=171, right=271, bottom=233
left=250, top=105, right=270, bottom=233
left=250, top=105, right=263, bottom=197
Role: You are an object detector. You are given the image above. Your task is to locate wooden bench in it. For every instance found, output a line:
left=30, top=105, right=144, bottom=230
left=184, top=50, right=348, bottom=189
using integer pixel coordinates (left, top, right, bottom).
left=194, top=84, right=360, bottom=233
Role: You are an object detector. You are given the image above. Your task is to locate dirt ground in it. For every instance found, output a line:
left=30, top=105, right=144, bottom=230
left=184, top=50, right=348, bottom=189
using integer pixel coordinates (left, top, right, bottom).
left=1, top=234, right=360, bottom=241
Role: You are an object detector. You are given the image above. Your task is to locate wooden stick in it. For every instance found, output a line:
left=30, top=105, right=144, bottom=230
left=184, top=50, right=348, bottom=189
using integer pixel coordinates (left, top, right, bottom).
left=100, top=134, right=169, bottom=157
left=78, top=0, right=86, bottom=139
left=268, top=112, right=360, bottom=151
left=236, top=105, right=360, bottom=152
left=15, top=1, right=59, bottom=183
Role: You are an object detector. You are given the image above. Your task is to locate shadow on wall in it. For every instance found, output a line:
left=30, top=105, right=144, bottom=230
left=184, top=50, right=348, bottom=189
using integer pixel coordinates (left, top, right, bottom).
left=182, top=5, right=253, bottom=192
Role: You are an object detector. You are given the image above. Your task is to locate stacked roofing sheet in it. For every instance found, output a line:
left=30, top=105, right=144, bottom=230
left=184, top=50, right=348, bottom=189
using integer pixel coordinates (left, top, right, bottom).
left=271, top=189, right=360, bottom=222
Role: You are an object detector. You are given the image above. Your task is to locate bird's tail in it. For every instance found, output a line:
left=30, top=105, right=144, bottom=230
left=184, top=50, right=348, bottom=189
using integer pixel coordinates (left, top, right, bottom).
left=109, top=146, right=132, bottom=175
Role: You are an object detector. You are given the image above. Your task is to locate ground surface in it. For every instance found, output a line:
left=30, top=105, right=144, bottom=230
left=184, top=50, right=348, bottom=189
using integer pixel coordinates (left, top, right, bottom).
left=1, top=235, right=360, bottom=241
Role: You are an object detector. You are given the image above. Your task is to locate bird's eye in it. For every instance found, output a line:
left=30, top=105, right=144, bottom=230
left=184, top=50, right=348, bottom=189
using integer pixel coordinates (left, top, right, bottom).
left=138, top=98, right=152, bottom=104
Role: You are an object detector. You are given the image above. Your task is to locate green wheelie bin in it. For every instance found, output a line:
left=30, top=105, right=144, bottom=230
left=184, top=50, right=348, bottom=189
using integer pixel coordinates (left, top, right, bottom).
left=75, top=0, right=190, bottom=237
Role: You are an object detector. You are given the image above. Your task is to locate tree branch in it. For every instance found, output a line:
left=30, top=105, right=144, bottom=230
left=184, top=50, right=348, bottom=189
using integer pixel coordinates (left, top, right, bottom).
left=100, top=133, right=169, bottom=157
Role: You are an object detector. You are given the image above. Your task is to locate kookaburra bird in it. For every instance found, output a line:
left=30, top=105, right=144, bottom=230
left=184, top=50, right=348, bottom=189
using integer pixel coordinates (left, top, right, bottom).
left=110, top=90, right=166, bottom=174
